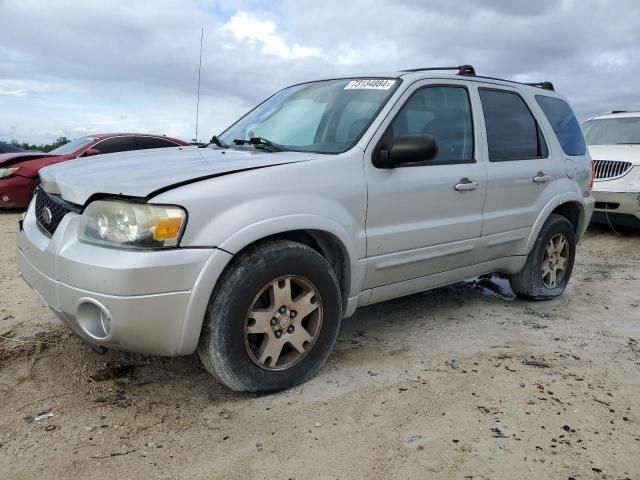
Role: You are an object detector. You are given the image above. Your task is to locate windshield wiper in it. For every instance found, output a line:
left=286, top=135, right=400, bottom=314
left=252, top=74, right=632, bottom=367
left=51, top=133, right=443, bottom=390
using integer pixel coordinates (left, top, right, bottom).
left=617, top=142, right=640, bottom=145
left=233, top=137, right=287, bottom=152
left=199, top=135, right=228, bottom=148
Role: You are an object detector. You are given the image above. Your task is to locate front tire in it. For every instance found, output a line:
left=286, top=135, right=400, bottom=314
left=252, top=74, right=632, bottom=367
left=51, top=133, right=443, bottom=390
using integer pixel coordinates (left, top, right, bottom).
left=198, top=240, right=342, bottom=393
left=509, top=214, right=576, bottom=300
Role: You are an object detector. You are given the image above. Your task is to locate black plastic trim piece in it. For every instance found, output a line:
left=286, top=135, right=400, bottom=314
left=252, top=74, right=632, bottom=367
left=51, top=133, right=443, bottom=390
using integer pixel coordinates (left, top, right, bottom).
left=525, top=81, right=554, bottom=91
left=471, top=75, right=555, bottom=91
left=401, top=65, right=476, bottom=76
left=396, top=159, right=476, bottom=168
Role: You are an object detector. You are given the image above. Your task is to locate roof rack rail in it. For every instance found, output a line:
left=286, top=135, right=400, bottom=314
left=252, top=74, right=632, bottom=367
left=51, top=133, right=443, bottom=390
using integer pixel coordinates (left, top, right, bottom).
left=399, top=68, right=558, bottom=92
left=611, top=110, right=628, bottom=114
left=525, top=81, right=554, bottom=91
left=401, top=65, right=476, bottom=76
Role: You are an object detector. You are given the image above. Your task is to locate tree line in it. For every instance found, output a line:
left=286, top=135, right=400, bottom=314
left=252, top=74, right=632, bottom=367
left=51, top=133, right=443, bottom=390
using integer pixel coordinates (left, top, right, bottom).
left=10, top=137, right=71, bottom=153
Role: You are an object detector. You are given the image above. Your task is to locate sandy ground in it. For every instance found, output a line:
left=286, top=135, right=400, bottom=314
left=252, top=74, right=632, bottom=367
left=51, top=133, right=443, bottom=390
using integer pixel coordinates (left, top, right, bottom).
left=1, top=211, right=639, bottom=480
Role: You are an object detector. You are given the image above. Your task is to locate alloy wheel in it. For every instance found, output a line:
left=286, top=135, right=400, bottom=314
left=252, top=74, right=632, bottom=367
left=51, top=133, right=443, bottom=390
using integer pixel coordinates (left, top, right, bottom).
left=541, top=233, right=569, bottom=288
left=244, top=275, right=323, bottom=371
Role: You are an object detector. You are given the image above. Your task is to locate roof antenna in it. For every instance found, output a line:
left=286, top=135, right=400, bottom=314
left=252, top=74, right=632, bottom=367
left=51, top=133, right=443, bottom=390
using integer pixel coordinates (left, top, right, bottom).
left=194, top=26, right=204, bottom=143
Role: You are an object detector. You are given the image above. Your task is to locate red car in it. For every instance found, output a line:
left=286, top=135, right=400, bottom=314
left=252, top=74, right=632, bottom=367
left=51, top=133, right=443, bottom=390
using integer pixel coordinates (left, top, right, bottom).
left=0, top=133, right=189, bottom=209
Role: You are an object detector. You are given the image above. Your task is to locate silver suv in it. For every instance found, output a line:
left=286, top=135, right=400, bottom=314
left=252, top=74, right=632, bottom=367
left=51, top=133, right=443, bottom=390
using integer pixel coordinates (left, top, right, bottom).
left=17, top=65, right=594, bottom=392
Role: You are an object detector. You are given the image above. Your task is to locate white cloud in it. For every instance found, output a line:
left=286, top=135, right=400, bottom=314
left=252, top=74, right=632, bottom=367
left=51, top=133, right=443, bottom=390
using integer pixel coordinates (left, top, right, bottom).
left=593, top=51, right=630, bottom=69
left=220, top=11, right=323, bottom=60
left=0, top=0, right=639, bottom=144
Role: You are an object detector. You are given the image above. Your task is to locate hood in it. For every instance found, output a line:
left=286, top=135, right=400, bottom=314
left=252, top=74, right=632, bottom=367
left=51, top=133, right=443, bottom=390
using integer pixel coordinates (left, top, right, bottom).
left=587, top=144, right=640, bottom=165
left=0, top=151, right=56, bottom=167
left=39, top=146, right=309, bottom=205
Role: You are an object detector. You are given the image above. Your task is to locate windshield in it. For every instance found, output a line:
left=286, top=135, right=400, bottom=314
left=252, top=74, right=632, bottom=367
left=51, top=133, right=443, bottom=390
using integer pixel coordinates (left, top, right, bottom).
left=219, top=78, right=400, bottom=154
left=49, top=136, right=96, bottom=155
left=583, top=117, right=640, bottom=145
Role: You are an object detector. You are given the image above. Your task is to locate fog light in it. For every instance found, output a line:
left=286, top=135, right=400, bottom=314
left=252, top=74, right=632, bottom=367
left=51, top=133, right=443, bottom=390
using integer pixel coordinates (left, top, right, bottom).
left=76, top=300, right=112, bottom=340
left=1, top=195, right=9, bottom=202
left=101, top=312, right=111, bottom=335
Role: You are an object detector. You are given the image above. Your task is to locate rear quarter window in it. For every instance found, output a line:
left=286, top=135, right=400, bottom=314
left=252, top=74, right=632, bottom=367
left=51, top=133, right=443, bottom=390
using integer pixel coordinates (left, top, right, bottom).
left=535, top=95, right=586, bottom=156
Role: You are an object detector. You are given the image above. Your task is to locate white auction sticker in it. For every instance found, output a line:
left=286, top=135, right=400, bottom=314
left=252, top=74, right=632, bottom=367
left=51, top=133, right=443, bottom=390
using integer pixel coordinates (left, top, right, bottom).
left=344, top=79, right=396, bottom=90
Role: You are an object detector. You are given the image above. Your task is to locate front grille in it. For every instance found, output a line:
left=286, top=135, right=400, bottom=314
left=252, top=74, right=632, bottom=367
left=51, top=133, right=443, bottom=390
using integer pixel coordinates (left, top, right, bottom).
left=35, top=188, right=81, bottom=237
left=593, top=160, right=633, bottom=180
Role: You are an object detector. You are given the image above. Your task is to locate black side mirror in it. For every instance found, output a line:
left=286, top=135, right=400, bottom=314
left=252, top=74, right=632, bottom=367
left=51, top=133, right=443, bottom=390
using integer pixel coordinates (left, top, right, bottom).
left=375, top=134, right=438, bottom=168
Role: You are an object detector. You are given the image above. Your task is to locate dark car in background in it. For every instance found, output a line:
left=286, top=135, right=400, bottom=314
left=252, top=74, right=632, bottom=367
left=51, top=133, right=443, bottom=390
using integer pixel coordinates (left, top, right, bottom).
left=0, top=133, right=189, bottom=209
left=0, top=141, right=27, bottom=154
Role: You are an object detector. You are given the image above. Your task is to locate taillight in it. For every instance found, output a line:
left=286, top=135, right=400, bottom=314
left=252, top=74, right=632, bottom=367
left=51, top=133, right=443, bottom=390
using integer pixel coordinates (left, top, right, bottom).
left=590, top=160, right=595, bottom=189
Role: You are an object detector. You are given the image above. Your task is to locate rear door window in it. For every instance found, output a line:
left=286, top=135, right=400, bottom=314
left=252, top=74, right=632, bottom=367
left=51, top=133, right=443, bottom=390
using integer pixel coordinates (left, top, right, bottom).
left=135, top=136, right=180, bottom=149
left=93, top=136, right=135, bottom=154
left=535, top=96, right=586, bottom=156
left=479, top=89, right=548, bottom=161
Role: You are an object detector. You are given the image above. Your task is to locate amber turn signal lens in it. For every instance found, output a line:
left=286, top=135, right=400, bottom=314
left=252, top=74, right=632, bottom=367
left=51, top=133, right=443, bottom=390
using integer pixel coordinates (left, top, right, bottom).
left=152, top=218, right=183, bottom=240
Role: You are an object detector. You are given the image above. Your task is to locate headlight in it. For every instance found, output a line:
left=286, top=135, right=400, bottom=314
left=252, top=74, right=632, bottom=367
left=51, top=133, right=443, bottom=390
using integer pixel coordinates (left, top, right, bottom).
left=0, top=167, right=19, bottom=179
left=78, top=200, right=187, bottom=249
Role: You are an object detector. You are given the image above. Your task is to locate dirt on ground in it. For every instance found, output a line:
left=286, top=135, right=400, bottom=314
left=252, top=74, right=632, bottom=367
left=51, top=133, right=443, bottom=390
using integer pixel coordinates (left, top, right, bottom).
left=1, top=211, right=639, bottom=480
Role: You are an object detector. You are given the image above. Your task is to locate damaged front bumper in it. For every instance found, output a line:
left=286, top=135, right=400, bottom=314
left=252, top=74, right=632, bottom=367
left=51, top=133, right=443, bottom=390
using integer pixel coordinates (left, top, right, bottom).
left=16, top=199, right=231, bottom=355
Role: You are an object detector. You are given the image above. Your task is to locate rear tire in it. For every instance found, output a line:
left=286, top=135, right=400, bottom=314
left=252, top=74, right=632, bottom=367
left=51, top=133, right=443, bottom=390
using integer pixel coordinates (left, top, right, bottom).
left=509, top=214, right=576, bottom=300
left=198, top=240, right=342, bottom=393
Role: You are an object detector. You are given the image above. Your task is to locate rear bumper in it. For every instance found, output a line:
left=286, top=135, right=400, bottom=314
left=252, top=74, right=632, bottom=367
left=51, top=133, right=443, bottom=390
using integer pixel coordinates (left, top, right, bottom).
left=16, top=200, right=232, bottom=355
left=0, top=175, right=36, bottom=209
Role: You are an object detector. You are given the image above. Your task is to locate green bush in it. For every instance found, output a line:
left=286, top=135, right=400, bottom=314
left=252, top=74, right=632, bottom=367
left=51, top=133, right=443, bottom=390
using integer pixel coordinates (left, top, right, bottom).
left=10, top=136, right=71, bottom=153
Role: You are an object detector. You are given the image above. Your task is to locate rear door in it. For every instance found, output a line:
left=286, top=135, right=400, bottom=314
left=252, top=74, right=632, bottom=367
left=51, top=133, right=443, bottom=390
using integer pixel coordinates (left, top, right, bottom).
left=363, top=81, right=488, bottom=288
left=476, top=85, right=564, bottom=257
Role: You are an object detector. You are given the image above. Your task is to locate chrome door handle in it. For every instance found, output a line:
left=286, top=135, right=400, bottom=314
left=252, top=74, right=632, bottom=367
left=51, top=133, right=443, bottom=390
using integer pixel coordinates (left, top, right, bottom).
left=454, top=178, right=479, bottom=191
left=533, top=172, right=551, bottom=184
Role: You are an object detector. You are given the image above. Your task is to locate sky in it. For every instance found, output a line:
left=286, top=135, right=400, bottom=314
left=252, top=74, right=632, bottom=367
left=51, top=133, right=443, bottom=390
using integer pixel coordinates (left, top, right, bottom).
left=1, top=0, right=639, bottom=145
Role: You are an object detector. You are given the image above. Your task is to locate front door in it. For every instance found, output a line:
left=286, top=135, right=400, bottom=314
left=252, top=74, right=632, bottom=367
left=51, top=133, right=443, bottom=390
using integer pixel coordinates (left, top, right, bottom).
left=363, top=82, right=488, bottom=288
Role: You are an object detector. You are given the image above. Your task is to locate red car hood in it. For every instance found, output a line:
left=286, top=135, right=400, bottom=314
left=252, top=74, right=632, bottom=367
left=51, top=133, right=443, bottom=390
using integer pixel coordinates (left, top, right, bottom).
left=0, top=152, right=70, bottom=178
left=0, top=151, right=57, bottom=165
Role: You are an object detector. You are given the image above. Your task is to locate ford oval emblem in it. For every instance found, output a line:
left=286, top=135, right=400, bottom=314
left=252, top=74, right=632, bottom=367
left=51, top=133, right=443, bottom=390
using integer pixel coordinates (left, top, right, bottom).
left=42, top=207, right=53, bottom=225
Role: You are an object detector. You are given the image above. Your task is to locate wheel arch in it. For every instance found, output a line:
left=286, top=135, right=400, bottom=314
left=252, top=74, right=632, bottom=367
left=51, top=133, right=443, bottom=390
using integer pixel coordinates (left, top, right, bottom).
left=252, top=229, right=352, bottom=306
left=525, top=193, right=587, bottom=253
left=177, top=218, right=361, bottom=355
left=551, top=202, right=582, bottom=233
left=217, top=215, right=360, bottom=295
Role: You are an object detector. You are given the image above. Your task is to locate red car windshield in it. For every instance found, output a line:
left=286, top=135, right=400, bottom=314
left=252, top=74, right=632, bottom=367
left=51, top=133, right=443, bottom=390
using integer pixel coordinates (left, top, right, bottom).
left=49, top=136, right=96, bottom=155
